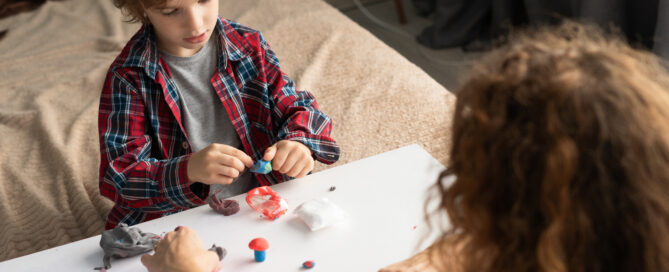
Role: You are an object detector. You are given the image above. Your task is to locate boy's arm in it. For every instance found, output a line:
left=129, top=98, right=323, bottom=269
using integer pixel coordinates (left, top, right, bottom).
left=257, top=33, right=341, bottom=165
left=98, top=71, right=206, bottom=212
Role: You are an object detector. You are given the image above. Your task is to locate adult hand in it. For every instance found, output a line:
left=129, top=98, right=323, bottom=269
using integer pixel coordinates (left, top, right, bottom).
left=263, top=140, right=314, bottom=178
left=187, top=144, right=253, bottom=185
left=141, top=226, right=221, bottom=272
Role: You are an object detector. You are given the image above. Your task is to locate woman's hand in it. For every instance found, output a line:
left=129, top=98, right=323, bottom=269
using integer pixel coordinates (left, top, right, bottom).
left=141, top=226, right=221, bottom=272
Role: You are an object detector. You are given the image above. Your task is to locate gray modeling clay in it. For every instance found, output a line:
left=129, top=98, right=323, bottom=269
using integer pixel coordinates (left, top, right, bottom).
left=209, top=244, right=227, bottom=260
left=95, top=223, right=160, bottom=270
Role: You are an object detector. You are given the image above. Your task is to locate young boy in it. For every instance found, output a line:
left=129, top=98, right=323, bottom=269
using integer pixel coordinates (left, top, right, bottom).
left=99, top=0, right=340, bottom=229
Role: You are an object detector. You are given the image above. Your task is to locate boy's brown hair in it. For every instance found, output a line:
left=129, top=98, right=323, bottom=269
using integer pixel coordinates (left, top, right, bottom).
left=112, top=0, right=167, bottom=24
left=431, top=22, right=669, bottom=272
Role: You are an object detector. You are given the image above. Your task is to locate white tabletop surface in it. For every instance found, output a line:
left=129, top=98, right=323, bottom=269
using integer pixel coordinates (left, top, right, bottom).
left=0, top=144, right=449, bottom=271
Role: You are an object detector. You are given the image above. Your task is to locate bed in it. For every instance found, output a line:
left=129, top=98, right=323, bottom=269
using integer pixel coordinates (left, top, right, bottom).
left=0, top=0, right=455, bottom=261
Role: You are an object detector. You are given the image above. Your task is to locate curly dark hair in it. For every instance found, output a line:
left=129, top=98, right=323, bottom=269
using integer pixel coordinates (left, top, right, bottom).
left=431, top=23, right=669, bottom=272
left=112, top=0, right=166, bottom=24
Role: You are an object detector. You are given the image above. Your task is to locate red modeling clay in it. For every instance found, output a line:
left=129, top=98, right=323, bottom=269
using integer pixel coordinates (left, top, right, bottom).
left=249, top=238, right=269, bottom=262
left=246, top=186, right=288, bottom=220
left=248, top=238, right=269, bottom=251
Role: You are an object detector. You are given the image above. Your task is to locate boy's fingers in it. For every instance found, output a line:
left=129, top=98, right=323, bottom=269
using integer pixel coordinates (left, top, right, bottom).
left=234, top=151, right=253, bottom=168
left=216, top=154, right=246, bottom=172
left=219, top=167, right=240, bottom=179
left=214, top=144, right=253, bottom=168
left=271, top=147, right=290, bottom=170
left=213, top=175, right=234, bottom=185
left=263, top=144, right=277, bottom=161
left=202, top=164, right=236, bottom=184
left=286, top=163, right=302, bottom=177
left=296, top=166, right=311, bottom=178
left=241, top=155, right=253, bottom=168
left=280, top=153, right=299, bottom=174
left=296, top=159, right=313, bottom=178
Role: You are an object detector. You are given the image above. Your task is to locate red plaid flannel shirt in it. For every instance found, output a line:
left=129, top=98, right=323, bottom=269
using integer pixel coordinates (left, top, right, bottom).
left=98, top=18, right=340, bottom=229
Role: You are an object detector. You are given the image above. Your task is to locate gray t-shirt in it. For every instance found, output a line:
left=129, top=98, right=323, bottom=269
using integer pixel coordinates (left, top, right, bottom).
left=161, top=37, right=256, bottom=200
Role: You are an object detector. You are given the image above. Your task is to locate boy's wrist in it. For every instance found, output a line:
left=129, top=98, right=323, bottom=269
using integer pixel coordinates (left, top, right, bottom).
left=185, top=154, right=197, bottom=185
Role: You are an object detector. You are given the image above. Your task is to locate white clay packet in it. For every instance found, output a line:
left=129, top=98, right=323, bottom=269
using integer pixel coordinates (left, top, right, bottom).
left=294, top=198, right=347, bottom=231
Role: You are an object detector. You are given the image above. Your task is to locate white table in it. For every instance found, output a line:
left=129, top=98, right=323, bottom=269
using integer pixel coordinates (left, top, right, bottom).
left=0, top=144, right=449, bottom=271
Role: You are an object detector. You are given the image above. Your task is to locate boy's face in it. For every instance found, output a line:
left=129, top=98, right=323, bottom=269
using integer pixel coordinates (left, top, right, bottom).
left=146, top=0, right=219, bottom=57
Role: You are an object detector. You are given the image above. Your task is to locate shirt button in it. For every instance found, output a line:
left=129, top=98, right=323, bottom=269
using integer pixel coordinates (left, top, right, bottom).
left=182, top=142, right=189, bottom=149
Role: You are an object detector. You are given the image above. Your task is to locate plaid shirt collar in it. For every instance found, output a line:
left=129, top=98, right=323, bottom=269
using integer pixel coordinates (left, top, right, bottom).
left=121, top=18, right=253, bottom=79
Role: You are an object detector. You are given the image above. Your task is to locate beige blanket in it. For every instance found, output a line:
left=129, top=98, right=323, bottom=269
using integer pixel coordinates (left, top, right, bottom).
left=0, top=0, right=455, bottom=261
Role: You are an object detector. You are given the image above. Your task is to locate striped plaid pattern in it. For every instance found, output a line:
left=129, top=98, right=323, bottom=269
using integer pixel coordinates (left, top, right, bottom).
left=98, top=18, right=340, bottom=229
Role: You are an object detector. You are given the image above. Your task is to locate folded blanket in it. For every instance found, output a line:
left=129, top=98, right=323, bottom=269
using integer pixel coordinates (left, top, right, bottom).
left=0, top=0, right=454, bottom=261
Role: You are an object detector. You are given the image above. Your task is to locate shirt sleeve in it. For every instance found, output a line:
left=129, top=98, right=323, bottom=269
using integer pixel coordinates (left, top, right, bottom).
left=98, top=70, right=206, bottom=213
left=257, top=33, right=341, bottom=164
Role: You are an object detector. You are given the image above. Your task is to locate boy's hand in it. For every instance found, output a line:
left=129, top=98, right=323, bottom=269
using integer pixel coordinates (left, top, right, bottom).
left=263, top=140, right=314, bottom=178
left=187, top=144, right=254, bottom=185
left=141, top=226, right=221, bottom=272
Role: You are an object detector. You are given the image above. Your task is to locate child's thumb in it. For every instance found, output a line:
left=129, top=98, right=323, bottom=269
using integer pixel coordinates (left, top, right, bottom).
left=263, top=144, right=277, bottom=161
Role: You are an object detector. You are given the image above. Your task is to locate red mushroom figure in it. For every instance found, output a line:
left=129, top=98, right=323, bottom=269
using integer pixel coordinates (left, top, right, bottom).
left=249, top=237, right=269, bottom=262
